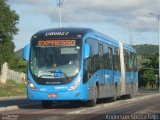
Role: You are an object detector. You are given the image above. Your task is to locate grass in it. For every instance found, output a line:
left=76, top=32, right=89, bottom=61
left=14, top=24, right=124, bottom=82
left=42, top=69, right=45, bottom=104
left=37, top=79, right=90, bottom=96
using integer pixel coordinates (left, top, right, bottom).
left=0, top=80, right=26, bottom=97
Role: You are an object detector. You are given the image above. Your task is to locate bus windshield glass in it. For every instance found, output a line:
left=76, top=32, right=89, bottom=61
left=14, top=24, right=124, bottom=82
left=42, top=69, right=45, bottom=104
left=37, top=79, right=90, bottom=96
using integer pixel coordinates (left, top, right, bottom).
left=30, top=39, right=81, bottom=80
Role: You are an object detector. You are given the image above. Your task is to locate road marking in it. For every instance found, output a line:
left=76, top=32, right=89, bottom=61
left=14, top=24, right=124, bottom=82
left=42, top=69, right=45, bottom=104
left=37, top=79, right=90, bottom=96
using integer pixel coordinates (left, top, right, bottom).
left=0, top=105, right=19, bottom=112
left=30, top=109, right=57, bottom=114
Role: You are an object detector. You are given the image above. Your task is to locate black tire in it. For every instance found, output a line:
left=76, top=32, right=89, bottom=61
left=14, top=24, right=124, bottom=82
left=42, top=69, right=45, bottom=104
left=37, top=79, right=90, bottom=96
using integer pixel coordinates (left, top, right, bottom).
left=87, top=85, right=98, bottom=107
left=99, top=98, right=109, bottom=103
left=121, top=94, right=131, bottom=100
left=41, top=101, right=52, bottom=108
left=126, top=94, right=131, bottom=99
left=114, top=82, right=118, bottom=101
left=108, top=96, right=116, bottom=102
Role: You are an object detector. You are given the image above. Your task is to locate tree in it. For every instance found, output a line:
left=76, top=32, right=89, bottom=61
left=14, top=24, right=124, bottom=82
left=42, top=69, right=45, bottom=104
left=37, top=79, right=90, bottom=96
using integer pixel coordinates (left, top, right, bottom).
left=10, top=58, right=27, bottom=73
left=142, top=53, right=158, bottom=70
left=143, top=70, right=156, bottom=88
left=0, top=0, right=19, bottom=71
left=139, top=53, right=159, bottom=88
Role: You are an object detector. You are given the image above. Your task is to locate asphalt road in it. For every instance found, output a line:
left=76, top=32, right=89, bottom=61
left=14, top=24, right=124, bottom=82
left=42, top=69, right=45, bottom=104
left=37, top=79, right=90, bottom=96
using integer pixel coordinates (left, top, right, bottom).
left=78, top=95, right=160, bottom=120
left=0, top=93, right=160, bottom=120
left=0, top=96, right=39, bottom=107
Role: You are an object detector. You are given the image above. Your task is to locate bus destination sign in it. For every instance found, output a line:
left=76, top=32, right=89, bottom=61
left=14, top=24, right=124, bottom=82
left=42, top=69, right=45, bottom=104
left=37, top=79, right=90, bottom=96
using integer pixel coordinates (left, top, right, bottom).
left=36, top=40, right=76, bottom=47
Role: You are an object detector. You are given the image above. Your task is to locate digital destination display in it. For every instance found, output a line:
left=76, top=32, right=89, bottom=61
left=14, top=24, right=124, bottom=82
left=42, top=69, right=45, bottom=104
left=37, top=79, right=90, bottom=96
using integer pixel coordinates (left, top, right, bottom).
left=36, top=40, right=76, bottom=46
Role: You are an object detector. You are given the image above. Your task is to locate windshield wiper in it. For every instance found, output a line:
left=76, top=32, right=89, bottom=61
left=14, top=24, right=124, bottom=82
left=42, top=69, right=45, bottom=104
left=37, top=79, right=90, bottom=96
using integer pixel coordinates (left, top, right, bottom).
left=38, top=73, right=54, bottom=78
left=61, top=72, right=70, bottom=81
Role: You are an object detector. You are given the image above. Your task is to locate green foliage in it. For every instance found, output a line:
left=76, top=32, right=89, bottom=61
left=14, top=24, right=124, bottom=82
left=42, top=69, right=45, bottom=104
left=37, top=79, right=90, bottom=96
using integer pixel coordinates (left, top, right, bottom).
left=0, top=0, right=19, bottom=70
left=10, top=58, right=27, bottom=73
left=143, top=70, right=156, bottom=81
left=132, top=44, right=158, bottom=56
left=132, top=44, right=159, bottom=88
left=142, top=53, right=159, bottom=70
left=11, top=48, right=27, bottom=73
left=0, top=80, right=26, bottom=97
left=138, top=53, right=159, bottom=88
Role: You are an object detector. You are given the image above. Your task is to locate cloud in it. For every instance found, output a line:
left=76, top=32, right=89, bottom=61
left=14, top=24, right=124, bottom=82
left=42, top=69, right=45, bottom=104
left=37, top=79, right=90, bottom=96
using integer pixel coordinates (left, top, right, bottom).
left=8, top=0, right=160, bottom=32
left=8, top=0, right=47, bottom=4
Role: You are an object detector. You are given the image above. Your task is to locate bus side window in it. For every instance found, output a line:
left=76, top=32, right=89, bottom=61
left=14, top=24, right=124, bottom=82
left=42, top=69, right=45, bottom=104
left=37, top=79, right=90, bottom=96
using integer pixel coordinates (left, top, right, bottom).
left=133, top=53, right=137, bottom=72
left=98, top=43, right=104, bottom=69
left=91, top=39, right=99, bottom=71
left=114, top=48, right=120, bottom=70
left=103, top=45, right=108, bottom=69
left=86, top=38, right=94, bottom=75
left=83, top=38, right=94, bottom=83
left=129, top=52, right=134, bottom=71
left=108, top=47, right=113, bottom=70
left=124, top=50, right=130, bottom=71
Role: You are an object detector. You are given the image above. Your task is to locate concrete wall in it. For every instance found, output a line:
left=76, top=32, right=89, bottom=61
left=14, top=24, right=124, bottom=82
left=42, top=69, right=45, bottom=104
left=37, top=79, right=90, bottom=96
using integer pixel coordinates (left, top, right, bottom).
left=0, top=62, right=25, bottom=83
left=7, top=69, right=26, bottom=83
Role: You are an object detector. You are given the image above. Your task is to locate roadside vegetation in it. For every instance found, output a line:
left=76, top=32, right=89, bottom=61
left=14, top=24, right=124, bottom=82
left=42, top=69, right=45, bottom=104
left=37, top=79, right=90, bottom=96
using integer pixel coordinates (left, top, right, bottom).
left=0, top=0, right=19, bottom=72
left=0, top=80, right=26, bottom=97
left=135, top=49, right=159, bottom=90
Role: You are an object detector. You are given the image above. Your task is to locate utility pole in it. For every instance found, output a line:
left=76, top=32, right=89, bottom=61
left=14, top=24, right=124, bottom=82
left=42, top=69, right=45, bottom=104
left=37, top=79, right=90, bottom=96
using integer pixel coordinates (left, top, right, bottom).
left=56, top=0, right=64, bottom=27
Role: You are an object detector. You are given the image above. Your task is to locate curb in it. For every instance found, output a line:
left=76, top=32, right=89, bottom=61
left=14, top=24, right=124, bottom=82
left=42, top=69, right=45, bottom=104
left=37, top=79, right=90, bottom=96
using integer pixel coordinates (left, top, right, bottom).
left=0, top=105, right=19, bottom=112
left=0, top=96, right=26, bottom=101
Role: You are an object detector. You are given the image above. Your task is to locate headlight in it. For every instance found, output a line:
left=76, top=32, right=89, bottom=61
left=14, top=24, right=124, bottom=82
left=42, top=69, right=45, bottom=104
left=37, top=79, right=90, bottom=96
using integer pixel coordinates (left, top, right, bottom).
left=68, top=77, right=81, bottom=91
left=28, top=80, right=37, bottom=91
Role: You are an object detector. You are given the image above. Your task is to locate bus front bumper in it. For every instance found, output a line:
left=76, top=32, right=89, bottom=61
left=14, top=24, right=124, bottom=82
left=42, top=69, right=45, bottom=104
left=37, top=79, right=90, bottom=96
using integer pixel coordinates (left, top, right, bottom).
left=27, top=86, right=88, bottom=101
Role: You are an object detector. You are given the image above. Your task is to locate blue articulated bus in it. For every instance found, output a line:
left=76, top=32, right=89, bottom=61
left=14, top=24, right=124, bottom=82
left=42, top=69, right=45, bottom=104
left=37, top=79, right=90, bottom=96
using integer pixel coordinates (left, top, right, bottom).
left=23, top=28, right=138, bottom=107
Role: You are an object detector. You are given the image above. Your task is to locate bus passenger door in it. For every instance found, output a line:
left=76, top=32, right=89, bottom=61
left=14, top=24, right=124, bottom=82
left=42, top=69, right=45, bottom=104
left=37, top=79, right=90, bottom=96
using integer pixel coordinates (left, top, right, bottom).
left=108, top=47, right=114, bottom=89
left=98, top=44, right=105, bottom=85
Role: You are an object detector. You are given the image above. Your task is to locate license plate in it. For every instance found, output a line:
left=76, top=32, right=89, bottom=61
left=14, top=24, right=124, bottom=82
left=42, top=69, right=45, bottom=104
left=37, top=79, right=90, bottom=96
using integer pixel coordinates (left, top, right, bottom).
left=48, top=93, right=57, bottom=98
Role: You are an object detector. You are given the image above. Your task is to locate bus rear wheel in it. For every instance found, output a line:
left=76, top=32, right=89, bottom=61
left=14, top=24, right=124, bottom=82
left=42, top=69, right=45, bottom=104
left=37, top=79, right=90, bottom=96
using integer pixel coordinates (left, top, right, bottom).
left=87, top=85, right=98, bottom=107
left=41, top=100, right=52, bottom=108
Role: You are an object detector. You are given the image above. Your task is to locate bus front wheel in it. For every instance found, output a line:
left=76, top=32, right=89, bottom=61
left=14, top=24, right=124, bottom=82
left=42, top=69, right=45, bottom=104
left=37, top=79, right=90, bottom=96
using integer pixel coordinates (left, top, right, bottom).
left=41, top=100, right=52, bottom=108
left=87, top=85, right=98, bottom=107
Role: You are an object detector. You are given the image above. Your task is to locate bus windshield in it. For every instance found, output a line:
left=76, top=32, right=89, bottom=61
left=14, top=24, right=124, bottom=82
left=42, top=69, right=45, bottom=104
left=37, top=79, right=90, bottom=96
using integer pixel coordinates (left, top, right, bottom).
left=30, top=39, right=81, bottom=80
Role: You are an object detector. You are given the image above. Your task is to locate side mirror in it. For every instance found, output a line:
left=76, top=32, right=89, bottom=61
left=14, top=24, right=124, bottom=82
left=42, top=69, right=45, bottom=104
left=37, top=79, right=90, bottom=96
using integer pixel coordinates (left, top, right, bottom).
left=23, top=44, right=30, bottom=61
left=84, top=44, right=90, bottom=59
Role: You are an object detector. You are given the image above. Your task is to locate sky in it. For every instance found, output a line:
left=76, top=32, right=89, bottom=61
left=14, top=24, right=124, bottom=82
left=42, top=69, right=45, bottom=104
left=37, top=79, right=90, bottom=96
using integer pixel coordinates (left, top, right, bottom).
left=8, top=0, right=160, bottom=51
